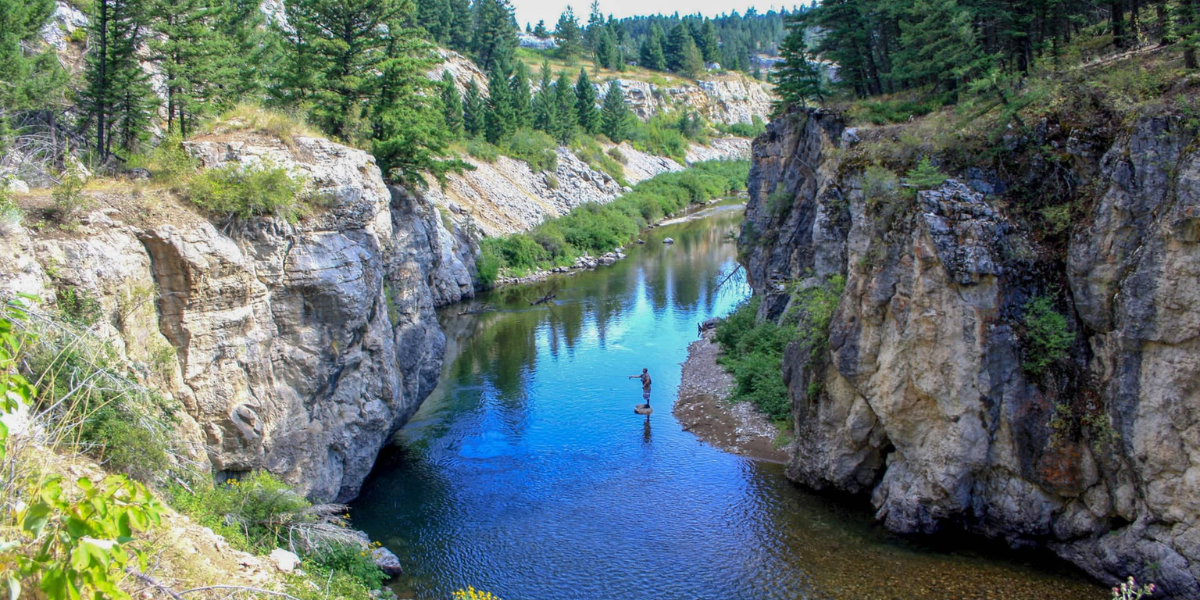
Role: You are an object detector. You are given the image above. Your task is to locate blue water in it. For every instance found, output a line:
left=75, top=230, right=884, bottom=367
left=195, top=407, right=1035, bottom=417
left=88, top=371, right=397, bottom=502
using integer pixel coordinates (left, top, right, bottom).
left=351, top=205, right=1101, bottom=600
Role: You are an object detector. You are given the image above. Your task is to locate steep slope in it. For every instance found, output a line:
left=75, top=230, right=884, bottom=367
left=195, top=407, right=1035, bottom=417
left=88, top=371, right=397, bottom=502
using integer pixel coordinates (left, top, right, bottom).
left=0, top=133, right=475, bottom=503
left=740, top=108, right=1199, bottom=597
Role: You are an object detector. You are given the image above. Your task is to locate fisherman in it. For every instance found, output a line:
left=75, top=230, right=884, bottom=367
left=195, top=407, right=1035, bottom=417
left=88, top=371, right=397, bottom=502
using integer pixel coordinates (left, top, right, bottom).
left=629, top=368, right=652, bottom=407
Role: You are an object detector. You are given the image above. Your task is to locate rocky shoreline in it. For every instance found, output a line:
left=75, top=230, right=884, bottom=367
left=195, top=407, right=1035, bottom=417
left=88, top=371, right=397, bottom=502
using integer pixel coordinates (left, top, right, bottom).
left=674, top=330, right=790, bottom=463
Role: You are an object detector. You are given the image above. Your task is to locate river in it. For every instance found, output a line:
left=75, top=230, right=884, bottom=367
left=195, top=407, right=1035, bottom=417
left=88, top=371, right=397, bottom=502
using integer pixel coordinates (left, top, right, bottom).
left=350, top=204, right=1104, bottom=600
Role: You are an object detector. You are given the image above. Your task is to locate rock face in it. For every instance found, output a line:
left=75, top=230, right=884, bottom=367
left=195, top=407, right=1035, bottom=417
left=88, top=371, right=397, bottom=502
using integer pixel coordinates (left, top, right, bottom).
left=1, top=133, right=475, bottom=503
left=602, top=73, right=774, bottom=125
left=425, top=138, right=750, bottom=237
left=740, top=108, right=1199, bottom=597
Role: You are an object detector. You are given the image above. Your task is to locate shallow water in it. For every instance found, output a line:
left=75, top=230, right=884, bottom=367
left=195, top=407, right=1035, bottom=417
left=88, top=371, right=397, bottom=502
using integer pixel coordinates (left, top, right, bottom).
left=350, top=205, right=1103, bottom=600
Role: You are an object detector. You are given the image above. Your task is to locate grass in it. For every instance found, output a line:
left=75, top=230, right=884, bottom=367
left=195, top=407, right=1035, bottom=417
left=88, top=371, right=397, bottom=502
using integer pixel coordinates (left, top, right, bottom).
left=476, top=159, right=749, bottom=283
left=197, top=103, right=322, bottom=145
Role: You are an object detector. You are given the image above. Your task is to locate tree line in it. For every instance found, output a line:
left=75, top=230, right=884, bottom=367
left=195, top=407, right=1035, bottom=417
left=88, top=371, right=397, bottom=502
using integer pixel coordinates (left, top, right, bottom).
left=775, top=0, right=1200, bottom=109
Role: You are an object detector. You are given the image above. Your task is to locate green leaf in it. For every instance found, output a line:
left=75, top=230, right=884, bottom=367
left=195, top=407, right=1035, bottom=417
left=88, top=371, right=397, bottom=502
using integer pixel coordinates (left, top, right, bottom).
left=22, top=503, right=52, bottom=536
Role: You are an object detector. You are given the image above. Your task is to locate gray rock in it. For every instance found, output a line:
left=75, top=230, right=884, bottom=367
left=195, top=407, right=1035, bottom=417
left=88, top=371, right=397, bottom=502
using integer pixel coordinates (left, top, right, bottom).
left=372, top=547, right=403, bottom=577
left=738, top=107, right=1200, bottom=598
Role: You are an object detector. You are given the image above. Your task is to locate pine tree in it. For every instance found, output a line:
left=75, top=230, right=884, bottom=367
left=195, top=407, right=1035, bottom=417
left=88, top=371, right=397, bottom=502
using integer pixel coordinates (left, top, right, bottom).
left=533, top=20, right=550, bottom=38
left=893, top=0, right=983, bottom=92
left=773, top=13, right=825, bottom=111
left=666, top=24, right=704, bottom=77
left=441, top=71, right=464, bottom=135
left=370, top=17, right=454, bottom=184
left=510, top=60, right=533, bottom=129
left=0, top=0, right=64, bottom=113
left=79, top=0, right=156, bottom=161
left=585, top=0, right=605, bottom=51
left=600, top=80, right=631, bottom=141
left=463, top=80, right=486, bottom=136
left=697, top=19, right=720, bottom=63
left=555, top=7, right=584, bottom=60
left=415, top=0, right=446, bottom=41
left=444, top=0, right=472, bottom=51
left=639, top=23, right=667, bottom=71
left=471, top=0, right=518, bottom=72
left=574, top=68, right=601, bottom=134
left=594, top=27, right=618, bottom=69
left=553, top=72, right=577, bottom=143
left=148, top=0, right=232, bottom=138
left=218, top=0, right=281, bottom=99
left=532, top=61, right=559, bottom=134
left=283, top=0, right=407, bottom=141
left=485, top=65, right=515, bottom=143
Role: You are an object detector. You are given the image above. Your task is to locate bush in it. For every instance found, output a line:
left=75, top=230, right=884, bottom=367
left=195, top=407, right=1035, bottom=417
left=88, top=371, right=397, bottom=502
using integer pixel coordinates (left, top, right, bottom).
left=606, top=146, right=626, bottom=164
left=1022, top=295, right=1074, bottom=375
left=51, top=164, right=89, bottom=224
left=54, top=287, right=102, bottom=327
left=124, top=134, right=197, bottom=183
left=570, top=135, right=627, bottom=186
left=466, top=139, right=499, bottom=162
left=307, top=543, right=387, bottom=590
left=504, top=129, right=558, bottom=172
left=715, top=298, right=796, bottom=421
left=186, top=161, right=305, bottom=222
left=766, top=183, right=792, bottom=217
left=168, top=471, right=310, bottom=553
left=715, top=116, right=767, bottom=138
left=475, top=244, right=502, bottom=287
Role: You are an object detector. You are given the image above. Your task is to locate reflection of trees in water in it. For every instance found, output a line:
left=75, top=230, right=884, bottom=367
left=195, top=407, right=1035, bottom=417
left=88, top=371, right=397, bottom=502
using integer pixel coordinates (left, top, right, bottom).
left=441, top=210, right=745, bottom=422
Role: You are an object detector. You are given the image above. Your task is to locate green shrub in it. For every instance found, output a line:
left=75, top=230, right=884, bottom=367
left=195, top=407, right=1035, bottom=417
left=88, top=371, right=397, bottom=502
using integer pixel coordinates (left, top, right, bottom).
left=715, top=298, right=796, bottom=421
left=186, top=161, right=305, bottom=222
left=55, top=287, right=102, bottom=327
left=715, top=116, right=767, bottom=138
left=124, top=134, right=197, bottom=183
left=1022, top=295, right=1074, bottom=375
left=475, top=245, right=502, bottom=287
left=570, top=135, right=627, bottom=186
left=0, top=184, right=22, bottom=231
left=606, top=146, right=626, bottom=164
left=766, top=183, right=792, bottom=217
left=51, top=164, right=90, bottom=224
left=466, top=139, right=499, bottom=163
left=504, top=128, right=558, bottom=172
left=82, top=407, right=170, bottom=481
left=545, top=174, right=559, bottom=189
left=68, top=27, right=87, bottom=43
left=905, top=157, right=948, bottom=190
left=786, top=275, right=846, bottom=362
left=168, top=471, right=310, bottom=553
left=845, top=96, right=943, bottom=125
left=307, top=543, right=387, bottom=590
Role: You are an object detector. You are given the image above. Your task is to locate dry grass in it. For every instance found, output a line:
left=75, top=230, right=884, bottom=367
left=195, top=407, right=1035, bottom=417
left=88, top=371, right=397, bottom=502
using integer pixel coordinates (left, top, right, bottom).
left=197, top=104, right=322, bottom=146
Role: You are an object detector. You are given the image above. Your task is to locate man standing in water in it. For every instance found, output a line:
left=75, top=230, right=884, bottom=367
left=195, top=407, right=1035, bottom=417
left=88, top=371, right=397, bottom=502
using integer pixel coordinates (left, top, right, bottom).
left=629, top=368, right=652, bottom=406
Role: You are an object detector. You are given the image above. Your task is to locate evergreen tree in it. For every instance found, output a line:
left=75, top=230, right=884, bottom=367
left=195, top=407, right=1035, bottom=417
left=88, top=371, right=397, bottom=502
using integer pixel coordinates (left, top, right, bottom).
left=594, top=27, right=618, bottom=69
left=510, top=60, right=534, bottom=129
left=773, top=14, right=825, bottom=111
left=600, top=80, right=631, bottom=141
left=283, top=0, right=407, bottom=141
left=79, top=0, right=156, bottom=160
left=0, top=0, right=65, bottom=114
left=553, top=72, right=578, bottom=143
left=148, top=0, right=232, bottom=137
left=370, top=18, right=455, bottom=185
left=893, top=0, right=983, bottom=92
left=666, top=24, right=704, bottom=77
left=485, top=65, right=515, bottom=143
left=218, top=0, right=281, bottom=98
left=441, top=71, right=464, bottom=135
left=555, top=6, right=584, bottom=60
left=415, top=0, right=446, bottom=41
left=574, top=68, right=601, bottom=134
left=472, top=0, right=517, bottom=72
left=532, top=61, right=559, bottom=134
left=697, top=19, right=721, bottom=63
left=463, top=80, right=486, bottom=136
left=445, top=0, right=472, bottom=51
left=639, top=23, right=667, bottom=70
left=533, top=20, right=550, bottom=38
left=585, top=0, right=605, bottom=51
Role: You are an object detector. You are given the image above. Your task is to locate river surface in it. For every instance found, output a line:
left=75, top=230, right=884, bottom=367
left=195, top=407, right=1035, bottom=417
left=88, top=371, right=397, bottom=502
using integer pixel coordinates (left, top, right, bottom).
left=351, top=204, right=1103, bottom=600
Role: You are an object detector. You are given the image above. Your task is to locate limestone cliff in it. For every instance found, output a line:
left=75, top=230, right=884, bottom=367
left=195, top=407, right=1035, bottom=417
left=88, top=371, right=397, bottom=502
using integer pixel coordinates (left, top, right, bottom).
left=740, top=108, right=1199, bottom=597
left=0, top=133, right=475, bottom=503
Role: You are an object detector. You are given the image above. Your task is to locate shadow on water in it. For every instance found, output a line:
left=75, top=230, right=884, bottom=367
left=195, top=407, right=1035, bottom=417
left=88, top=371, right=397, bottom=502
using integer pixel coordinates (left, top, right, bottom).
left=350, top=204, right=1104, bottom=600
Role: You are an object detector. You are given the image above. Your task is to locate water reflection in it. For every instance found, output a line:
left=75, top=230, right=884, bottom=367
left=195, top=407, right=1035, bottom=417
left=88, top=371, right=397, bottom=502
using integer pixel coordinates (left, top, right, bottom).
left=350, top=203, right=1102, bottom=600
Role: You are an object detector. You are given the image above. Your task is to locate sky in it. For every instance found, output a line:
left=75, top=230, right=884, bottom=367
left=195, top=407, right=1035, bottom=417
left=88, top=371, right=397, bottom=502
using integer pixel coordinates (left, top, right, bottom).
left=511, top=0, right=805, bottom=31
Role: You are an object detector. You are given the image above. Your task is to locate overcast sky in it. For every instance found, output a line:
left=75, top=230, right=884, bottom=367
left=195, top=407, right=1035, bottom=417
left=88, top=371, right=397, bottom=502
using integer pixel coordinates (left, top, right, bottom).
left=512, top=0, right=806, bottom=31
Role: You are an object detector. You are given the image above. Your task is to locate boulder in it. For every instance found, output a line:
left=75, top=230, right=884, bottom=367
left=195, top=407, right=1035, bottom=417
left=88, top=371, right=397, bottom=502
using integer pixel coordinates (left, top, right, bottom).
left=268, top=548, right=301, bottom=573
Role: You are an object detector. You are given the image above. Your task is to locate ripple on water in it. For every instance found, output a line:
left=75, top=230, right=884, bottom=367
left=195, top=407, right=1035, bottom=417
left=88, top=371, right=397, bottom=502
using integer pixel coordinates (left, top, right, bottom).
left=351, top=208, right=1105, bottom=600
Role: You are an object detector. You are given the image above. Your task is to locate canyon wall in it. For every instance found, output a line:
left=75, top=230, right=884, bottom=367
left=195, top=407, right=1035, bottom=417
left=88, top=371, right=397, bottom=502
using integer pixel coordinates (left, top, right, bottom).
left=740, top=108, right=1199, bottom=597
left=0, top=134, right=474, bottom=502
